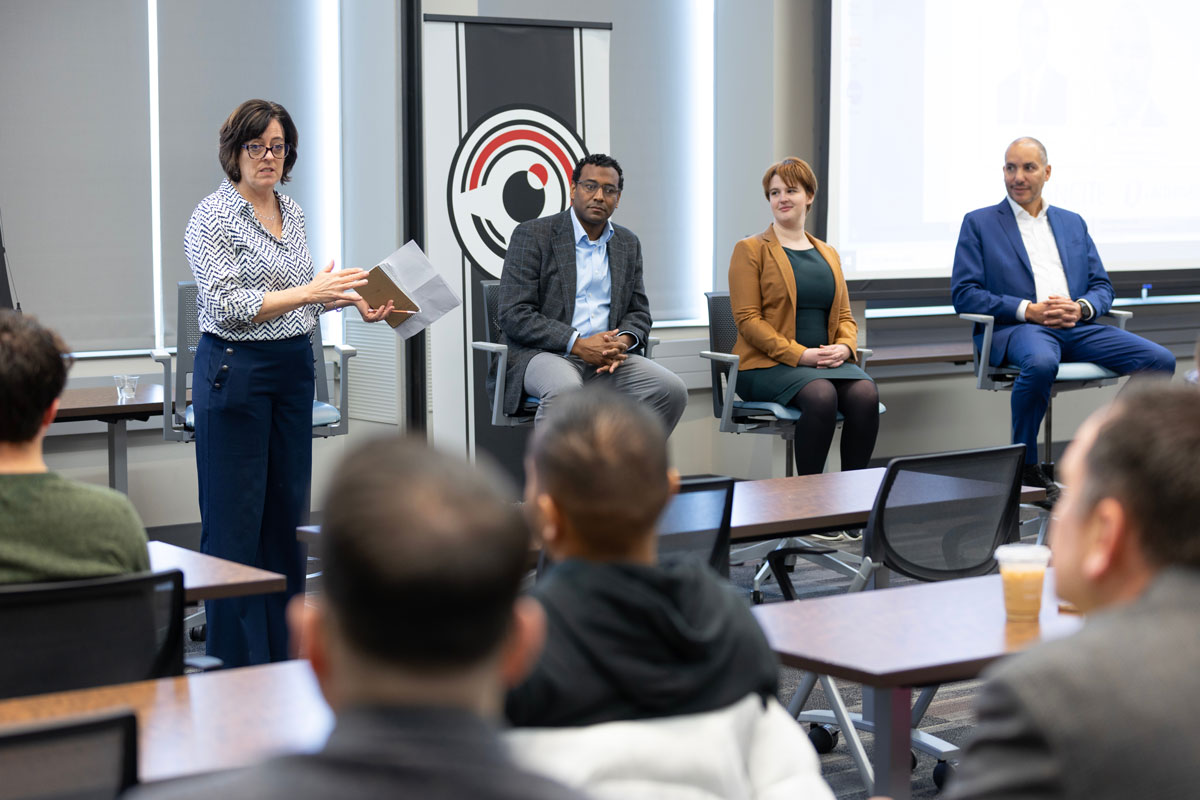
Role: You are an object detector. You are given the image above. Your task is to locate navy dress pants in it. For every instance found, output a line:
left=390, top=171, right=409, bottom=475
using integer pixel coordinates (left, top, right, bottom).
left=194, top=333, right=312, bottom=666
left=1001, top=323, right=1175, bottom=464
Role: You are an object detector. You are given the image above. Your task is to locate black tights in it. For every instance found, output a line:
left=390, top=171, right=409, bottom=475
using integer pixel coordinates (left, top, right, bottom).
left=787, top=379, right=879, bottom=475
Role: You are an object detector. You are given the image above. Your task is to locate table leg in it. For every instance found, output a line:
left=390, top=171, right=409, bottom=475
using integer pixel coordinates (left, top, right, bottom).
left=868, top=685, right=913, bottom=800
left=107, top=420, right=128, bottom=494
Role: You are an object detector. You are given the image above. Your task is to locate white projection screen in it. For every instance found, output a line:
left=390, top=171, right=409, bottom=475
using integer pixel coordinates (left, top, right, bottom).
left=827, top=0, right=1200, bottom=282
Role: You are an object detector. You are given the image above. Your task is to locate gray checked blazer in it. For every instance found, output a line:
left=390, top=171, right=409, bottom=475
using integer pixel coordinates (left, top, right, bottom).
left=948, top=566, right=1200, bottom=800
left=491, top=209, right=653, bottom=416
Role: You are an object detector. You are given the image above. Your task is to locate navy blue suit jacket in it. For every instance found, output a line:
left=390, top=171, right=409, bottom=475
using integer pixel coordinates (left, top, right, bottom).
left=951, top=199, right=1114, bottom=365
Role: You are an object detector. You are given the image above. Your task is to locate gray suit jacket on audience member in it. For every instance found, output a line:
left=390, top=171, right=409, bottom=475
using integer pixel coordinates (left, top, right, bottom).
left=948, top=567, right=1200, bottom=800
left=492, top=209, right=653, bottom=416
left=124, top=705, right=586, bottom=800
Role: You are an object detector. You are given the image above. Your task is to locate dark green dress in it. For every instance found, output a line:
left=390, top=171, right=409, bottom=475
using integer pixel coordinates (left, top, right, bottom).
left=738, top=247, right=872, bottom=405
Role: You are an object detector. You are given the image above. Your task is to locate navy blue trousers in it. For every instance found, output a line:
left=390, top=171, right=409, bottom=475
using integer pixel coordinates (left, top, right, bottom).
left=1002, top=323, right=1175, bottom=464
left=194, top=333, right=312, bottom=666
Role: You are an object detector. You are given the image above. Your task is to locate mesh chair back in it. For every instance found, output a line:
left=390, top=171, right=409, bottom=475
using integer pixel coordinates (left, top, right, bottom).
left=704, top=292, right=739, bottom=416
left=864, top=444, right=1025, bottom=582
left=0, top=571, right=185, bottom=700
left=656, top=476, right=736, bottom=577
left=311, top=325, right=330, bottom=403
left=174, top=282, right=202, bottom=423
left=480, top=280, right=503, bottom=344
left=0, top=711, right=137, bottom=800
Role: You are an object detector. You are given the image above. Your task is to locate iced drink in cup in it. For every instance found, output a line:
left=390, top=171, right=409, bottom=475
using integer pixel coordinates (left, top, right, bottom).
left=994, top=543, right=1052, bottom=622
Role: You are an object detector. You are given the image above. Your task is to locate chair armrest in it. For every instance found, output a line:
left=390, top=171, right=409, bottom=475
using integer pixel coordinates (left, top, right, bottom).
left=959, top=313, right=996, bottom=389
left=700, top=351, right=741, bottom=432
left=644, top=336, right=659, bottom=359
left=959, top=313, right=995, bottom=325
left=331, top=344, right=356, bottom=436
left=471, top=341, right=510, bottom=426
left=857, top=347, right=873, bottom=368
left=185, top=655, right=223, bottom=672
left=699, top=351, right=738, bottom=364
left=1104, top=309, right=1132, bottom=329
left=150, top=350, right=175, bottom=440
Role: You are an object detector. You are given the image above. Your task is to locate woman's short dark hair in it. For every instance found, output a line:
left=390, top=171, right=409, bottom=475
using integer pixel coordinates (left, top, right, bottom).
left=218, top=99, right=299, bottom=184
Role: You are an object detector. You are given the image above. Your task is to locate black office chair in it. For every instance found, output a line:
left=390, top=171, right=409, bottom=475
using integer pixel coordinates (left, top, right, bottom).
left=656, top=475, right=737, bottom=577
left=768, top=444, right=1026, bottom=792
left=0, top=710, right=138, bottom=800
left=0, top=570, right=187, bottom=700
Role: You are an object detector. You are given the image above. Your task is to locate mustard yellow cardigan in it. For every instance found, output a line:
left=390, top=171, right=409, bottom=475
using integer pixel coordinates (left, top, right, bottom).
left=728, top=224, right=858, bottom=370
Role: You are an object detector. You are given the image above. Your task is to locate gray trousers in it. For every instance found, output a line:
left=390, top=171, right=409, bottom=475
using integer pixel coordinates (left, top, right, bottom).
left=523, top=352, right=688, bottom=432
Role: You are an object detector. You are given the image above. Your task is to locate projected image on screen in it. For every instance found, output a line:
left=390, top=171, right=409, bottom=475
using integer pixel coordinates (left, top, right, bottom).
left=828, top=0, right=1200, bottom=281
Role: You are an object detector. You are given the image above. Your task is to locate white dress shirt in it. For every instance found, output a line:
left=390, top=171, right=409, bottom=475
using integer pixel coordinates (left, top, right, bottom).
left=1007, top=196, right=1071, bottom=322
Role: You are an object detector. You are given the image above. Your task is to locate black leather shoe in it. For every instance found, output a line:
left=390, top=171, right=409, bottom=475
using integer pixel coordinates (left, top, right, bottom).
left=1022, top=464, right=1061, bottom=509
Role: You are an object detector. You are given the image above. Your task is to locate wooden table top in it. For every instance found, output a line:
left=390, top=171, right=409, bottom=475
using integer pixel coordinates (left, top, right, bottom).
left=301, top=470, right=1047, bottom=547
left=148, top=541, right=286, bottom=603
left=729, top=468, right=1046, bottom=541
left=753, top=569, right=1082, bottom=688
left=55, top=384, right=165, bottom=422
left=0, top=661, right=332, bottom=783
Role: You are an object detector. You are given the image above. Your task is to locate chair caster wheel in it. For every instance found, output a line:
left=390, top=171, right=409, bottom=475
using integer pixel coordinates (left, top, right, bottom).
left=189, top=624, right=207, bottom=642
left=933, top=759, right=955, bottom=790
left=807, top=724, right=839, bottom=754
left=751, top=590, right=763, bottom=605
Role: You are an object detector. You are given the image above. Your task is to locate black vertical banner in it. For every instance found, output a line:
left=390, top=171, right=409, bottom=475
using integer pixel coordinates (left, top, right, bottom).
left=422, top=16, right=611, bottom=482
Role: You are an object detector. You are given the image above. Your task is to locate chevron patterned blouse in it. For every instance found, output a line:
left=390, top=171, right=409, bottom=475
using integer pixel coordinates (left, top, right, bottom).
left=185, top=179, right=320, bottom=341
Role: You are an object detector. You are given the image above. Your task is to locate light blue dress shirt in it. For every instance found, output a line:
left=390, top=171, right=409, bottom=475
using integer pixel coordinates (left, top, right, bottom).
left=565, top=208, right=616, bottom=355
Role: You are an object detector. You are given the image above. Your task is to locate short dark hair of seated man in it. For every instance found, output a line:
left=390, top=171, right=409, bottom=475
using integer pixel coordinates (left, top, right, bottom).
left=127, top=437, right=587, bottom=800
left=507, top=387, right=780, bottom=728
left=948, top=385, right=1200, bottom=800
left=0, top=310, right=149, bottom=583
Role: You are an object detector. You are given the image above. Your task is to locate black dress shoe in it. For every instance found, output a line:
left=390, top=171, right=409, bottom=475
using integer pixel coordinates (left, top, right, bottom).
left=1021, top=464, right=1061, bottom=509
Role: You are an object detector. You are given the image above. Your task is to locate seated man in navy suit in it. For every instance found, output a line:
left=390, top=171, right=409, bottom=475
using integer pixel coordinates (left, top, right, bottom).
left=951, top=137, right=1174, bottom=503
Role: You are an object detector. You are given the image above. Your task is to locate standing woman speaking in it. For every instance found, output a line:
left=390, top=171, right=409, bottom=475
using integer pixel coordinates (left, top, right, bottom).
left=728, top=157, right=879, bottom=477
left=185, top=99, right=394, bottom=666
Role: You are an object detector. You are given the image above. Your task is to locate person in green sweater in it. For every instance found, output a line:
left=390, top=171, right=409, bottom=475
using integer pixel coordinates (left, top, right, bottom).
left=0, top=310, right=149, bottom=583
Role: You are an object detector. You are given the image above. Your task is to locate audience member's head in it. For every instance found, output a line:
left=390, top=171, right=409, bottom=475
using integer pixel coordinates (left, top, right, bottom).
left=1051, top=384, right=1200, bottom=612
left=293, top=436, right=543, bottom=714
left=0, top=310, right=72, bottom=446
left=525, top=388, right=677, bottom=563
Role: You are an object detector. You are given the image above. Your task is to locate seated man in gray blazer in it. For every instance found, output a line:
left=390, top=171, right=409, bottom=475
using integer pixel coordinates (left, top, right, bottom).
left=948, top=384, right=1200, bottom=800
left=494, top=153, right=687, bottom=430
left=129, top=438, right=585, bottom=800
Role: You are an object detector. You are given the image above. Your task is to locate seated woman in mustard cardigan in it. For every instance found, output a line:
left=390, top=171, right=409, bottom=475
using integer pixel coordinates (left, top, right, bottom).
left=728, top=157, right=879, bottom=476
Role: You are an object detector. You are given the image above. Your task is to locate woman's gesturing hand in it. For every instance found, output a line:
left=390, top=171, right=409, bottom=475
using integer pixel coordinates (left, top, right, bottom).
left=307, top=260, right=369, bottom=304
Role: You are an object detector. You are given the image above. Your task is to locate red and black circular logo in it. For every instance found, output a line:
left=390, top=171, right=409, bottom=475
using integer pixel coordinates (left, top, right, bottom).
left=447, top=107, right=588, bottom=277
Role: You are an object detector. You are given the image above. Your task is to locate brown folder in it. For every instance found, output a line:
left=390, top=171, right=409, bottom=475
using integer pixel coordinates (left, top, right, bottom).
left=357, top=266, right=421, bottom=328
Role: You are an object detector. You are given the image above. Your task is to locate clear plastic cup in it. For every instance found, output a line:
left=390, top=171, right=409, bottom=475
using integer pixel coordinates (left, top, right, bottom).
left=994, top=543, right=1052, bottom=622
left=114, top=375, right=139, bottom=403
